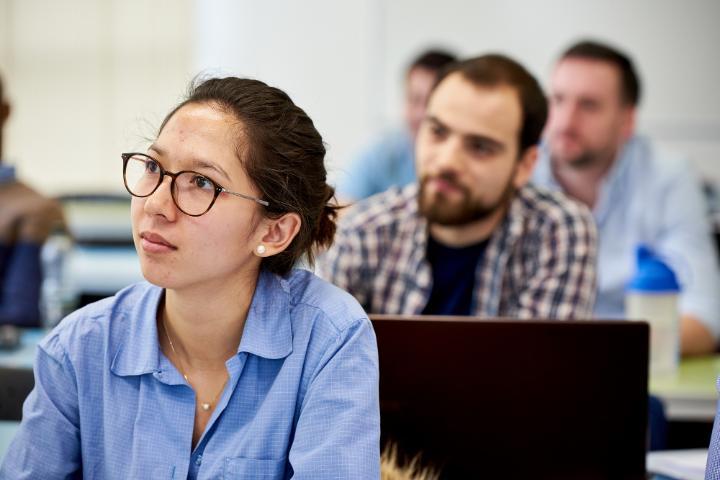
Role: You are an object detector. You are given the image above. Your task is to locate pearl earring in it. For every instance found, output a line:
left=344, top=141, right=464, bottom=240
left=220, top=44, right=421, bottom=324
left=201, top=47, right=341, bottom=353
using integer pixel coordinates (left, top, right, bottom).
left=256, top=244, right=266, bottom=255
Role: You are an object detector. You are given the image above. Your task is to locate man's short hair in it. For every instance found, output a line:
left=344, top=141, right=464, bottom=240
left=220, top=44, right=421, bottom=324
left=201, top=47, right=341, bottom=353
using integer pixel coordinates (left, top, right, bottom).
left=409, top=49, right=457, bottom=74
left=434, top=54, right=548, bottom=155
left=560, top=40, right=641, bottom=106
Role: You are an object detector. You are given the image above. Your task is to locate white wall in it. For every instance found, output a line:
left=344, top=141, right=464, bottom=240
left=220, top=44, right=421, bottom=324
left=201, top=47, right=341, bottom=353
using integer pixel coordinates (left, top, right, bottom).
left=191, top=0, right=384, bottom=186
left=194, top=0, right=720, bottom=185
left=2, top=0, right=719, bottom=194
left=0, top=0, right=194, bottom=194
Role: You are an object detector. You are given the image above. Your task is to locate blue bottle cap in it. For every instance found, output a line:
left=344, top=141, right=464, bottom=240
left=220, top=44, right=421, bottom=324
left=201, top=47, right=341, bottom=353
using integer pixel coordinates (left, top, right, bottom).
left=626, top=245, right=680, bottom=293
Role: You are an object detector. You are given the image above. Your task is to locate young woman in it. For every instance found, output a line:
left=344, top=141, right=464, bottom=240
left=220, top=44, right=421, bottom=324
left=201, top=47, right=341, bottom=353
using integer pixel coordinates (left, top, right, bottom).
left=1, top=78, right=380, bottom=479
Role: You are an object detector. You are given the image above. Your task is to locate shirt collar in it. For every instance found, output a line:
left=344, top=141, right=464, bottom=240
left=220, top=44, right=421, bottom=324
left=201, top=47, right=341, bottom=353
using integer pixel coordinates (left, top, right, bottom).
left=111, top=270, right=293, bottom=377
left=0, top=164, right=16, bottom=184
left=110, top=284, right=164, bottom=377
left=237, top=268, right=293, bottom=359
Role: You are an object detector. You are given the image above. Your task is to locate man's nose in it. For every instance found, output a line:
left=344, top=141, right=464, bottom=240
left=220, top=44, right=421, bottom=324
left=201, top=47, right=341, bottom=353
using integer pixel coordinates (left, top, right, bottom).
left=432, top=136, right=463, bottom=172
left=551, top=102, right=579, bottom=131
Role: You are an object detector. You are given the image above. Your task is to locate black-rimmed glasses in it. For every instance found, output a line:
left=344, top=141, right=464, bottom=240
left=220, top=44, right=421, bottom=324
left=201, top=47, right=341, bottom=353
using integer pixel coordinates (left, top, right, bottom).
left=122, top=153, right=270, bottom=217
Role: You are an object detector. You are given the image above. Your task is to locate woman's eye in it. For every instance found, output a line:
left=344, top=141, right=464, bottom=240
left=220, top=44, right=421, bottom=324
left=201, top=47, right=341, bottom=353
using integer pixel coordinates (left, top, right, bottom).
left=145, top=160, right=160, bottom=174
left=192, top=175, right=213, bottom=190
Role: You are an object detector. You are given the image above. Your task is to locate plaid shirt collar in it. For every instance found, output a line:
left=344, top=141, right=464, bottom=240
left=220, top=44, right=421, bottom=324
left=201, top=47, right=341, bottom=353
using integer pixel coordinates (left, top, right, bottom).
left=399, top=185, right=534, bottom=315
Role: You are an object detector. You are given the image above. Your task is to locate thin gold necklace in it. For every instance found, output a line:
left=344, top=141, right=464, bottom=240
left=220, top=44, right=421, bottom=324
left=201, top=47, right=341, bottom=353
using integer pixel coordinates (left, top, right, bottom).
left=163, top=320, right=227, bottom=412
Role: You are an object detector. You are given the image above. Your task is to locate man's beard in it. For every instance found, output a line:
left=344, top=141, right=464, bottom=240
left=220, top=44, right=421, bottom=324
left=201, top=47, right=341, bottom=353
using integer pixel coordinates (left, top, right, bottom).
left=550, top=131, right=615, bottom=170
left=418, top=171, right=516, bottom=226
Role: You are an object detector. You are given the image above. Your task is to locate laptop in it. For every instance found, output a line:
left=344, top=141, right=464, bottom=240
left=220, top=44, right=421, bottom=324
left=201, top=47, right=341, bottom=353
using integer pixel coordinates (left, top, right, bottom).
left=0, top=366, right=35, bottom=421
left=371, top=315, right=649, bottom=479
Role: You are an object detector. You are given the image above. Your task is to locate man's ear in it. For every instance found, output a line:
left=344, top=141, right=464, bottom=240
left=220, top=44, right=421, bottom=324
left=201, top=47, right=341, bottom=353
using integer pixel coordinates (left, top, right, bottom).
left=512, top=145, right=538, bottom=189
left=253, top=212, right=302, bottom=257
left=620, top=105, right=636, bottom=141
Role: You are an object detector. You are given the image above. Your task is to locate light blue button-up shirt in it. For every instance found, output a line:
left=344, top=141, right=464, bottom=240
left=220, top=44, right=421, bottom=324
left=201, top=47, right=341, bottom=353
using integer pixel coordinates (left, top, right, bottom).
left=337, top=129, right=416, bottom=200
left=0, top=269, right=380, bottom=479
left=0, top=164, right=15, bottom=184
left=533, top=135, right=720, bottom=337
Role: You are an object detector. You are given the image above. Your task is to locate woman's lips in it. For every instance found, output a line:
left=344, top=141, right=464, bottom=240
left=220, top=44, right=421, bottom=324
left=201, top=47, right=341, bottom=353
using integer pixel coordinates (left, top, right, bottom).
left=139, top=231, right=178, bottom=253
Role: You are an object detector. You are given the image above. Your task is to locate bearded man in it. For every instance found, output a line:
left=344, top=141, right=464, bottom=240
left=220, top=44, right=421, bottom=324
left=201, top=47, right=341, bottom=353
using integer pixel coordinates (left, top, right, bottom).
left=319, top=54, right=596, bottom=319
left=533, top=40, right=720, bottom=353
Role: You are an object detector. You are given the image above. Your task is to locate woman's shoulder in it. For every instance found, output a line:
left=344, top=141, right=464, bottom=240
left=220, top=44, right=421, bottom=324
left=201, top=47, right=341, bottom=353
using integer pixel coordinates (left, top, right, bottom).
left=283, top=268, right=370, bottom=334
left=39, top=281, right=161, bottom=361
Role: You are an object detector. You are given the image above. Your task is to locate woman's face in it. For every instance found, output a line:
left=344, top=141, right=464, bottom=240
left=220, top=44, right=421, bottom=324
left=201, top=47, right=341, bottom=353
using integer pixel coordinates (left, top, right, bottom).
left=131, top=102, right=265, bottom=291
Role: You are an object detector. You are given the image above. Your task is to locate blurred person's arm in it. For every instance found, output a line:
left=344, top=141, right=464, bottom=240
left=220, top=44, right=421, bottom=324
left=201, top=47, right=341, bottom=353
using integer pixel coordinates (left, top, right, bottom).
left=0, top=184, right=64, bottom=326
left=682, top=314, right=716, bottom=355
left=656, top=162, right=720, bottom=356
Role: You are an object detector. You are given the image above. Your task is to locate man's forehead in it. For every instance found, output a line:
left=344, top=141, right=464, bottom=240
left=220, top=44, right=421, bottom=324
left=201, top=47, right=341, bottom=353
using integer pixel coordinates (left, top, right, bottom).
left=552, top=58, right=623, bottom=98
left=428, top=74, right=522, bottom=139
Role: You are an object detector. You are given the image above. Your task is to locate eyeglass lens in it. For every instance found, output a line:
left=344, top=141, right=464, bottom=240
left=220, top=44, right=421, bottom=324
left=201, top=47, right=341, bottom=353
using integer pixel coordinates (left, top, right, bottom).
left=124, top=154, right=217, bottom=216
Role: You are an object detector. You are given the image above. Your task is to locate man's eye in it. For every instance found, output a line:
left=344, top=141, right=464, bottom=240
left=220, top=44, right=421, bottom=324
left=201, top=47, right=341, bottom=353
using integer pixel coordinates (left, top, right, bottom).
left=430, top=124, right=446, bottom=138
left=468, top=140, right=492, bottom=155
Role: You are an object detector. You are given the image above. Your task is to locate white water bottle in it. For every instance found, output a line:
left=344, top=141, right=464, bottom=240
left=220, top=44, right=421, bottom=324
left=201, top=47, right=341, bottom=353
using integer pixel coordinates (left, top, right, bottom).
left=625, top=245, right=681, bottom=378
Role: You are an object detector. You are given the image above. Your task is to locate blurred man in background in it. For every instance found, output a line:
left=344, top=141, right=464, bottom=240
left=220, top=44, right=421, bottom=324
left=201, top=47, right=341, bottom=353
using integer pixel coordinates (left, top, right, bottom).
left=338, top=48, right=456, bottom=201
left=0, top=71, right=64, bottom=326
left=532, top=40, right=720, bottom=354
left=321, top=54, right=596, bottom=319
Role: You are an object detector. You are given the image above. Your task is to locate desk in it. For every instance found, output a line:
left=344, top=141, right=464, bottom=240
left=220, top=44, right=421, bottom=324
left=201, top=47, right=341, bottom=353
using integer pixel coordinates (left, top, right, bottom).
left=650, top=355, right=720, bottom=421
left=0, top=330, right=43, bottom=465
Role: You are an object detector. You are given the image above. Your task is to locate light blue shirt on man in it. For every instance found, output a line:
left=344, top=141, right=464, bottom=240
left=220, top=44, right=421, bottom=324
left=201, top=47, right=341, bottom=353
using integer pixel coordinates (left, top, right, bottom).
left=0, top=164, right=15, bottom=184
left=0, top=269, right=380, bottom=479
left=532, top=135, right=720, bottom=337
left=338, top=129, right=416, bottom=200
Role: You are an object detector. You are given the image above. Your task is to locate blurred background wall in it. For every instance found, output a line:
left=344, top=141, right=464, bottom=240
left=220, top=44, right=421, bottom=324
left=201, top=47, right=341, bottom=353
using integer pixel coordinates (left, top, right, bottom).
left=1, top=0, right=719, bottom=194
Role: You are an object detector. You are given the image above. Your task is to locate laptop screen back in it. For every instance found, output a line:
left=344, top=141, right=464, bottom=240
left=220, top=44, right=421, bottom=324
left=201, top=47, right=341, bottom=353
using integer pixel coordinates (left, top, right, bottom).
left=371, top=315, right=649, bottom=479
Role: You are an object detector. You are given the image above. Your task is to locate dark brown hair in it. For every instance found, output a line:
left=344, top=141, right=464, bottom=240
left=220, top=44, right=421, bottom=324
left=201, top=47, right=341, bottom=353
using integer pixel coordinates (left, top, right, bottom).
left=408, top=49, right=457, bottom=75
left=160, top=77, right=338, bottom=276
left=560, top=40, right=641, bottom=106
left=434, top=54, right=548, bottom=155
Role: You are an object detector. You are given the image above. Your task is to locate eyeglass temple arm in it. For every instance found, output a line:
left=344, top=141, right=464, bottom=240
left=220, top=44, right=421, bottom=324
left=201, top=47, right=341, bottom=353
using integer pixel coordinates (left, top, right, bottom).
left=221, top=188, right=270, bottom=207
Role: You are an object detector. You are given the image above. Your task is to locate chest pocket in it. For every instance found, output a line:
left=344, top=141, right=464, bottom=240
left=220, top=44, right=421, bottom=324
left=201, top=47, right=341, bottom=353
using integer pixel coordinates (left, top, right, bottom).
left=223, top=457, right=286, bottom=479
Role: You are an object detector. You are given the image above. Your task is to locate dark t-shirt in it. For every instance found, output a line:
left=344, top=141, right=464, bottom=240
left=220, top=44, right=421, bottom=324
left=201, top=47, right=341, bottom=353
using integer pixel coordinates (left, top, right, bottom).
left=422, top=235, right=488, bottom=315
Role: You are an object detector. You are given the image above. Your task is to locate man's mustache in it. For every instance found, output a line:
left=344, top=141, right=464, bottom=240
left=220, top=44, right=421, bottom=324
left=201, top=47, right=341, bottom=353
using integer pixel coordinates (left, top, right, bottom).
left=554, top=129, right=581, bottom=142
left=422, top=171, right=464, bottom=191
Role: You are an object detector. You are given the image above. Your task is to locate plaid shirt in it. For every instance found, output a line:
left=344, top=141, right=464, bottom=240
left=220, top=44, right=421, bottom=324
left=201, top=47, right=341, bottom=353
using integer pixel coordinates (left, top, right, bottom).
left=318, top=183, right=597, bottom=319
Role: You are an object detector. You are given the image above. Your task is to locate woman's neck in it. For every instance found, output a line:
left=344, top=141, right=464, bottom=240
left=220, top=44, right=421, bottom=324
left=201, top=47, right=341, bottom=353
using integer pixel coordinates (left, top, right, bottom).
left=160, top=270, right=259, bottom=369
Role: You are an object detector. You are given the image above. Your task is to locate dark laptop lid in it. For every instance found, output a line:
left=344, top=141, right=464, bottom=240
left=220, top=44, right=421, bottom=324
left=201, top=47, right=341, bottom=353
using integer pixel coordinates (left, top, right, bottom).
left=371, top=315, right=649, bottom=479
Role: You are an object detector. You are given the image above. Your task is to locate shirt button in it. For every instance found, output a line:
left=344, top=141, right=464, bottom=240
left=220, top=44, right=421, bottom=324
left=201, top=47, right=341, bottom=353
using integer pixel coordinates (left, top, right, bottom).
left=195, top=455, right=203, bottom=466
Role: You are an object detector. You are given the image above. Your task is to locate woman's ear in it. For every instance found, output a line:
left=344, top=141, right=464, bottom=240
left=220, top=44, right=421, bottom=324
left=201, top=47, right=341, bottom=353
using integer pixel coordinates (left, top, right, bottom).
left=253, top=213, right=302, bottom=257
